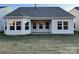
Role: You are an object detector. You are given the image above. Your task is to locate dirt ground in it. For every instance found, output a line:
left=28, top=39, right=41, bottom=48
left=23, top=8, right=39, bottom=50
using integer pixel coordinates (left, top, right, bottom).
left=0, top=31, right=79, bottom=54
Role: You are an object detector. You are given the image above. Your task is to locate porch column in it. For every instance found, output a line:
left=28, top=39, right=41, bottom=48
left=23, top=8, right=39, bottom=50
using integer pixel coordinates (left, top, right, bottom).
left=51, top=19, right=54, bottom=34
left=51, top=19, right=57, bottom=34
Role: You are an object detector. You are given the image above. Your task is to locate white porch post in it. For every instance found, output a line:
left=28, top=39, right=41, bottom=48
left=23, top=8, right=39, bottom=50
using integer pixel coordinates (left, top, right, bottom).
left=30, top=19, right=31, bottom=34
left=51, top=19, right=54, bottom=34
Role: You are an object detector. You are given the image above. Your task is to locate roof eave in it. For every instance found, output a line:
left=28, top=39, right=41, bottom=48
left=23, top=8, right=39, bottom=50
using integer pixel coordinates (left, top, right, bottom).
left=4, top=16, right=75, bottom=19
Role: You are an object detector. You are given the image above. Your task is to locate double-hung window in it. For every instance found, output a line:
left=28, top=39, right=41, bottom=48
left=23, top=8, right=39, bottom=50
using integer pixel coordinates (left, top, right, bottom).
left=25, top=22, right=29, bottom=30
left=39, top=22, right=43, bottom=29
left=33, top=23, right=36, bottom=29
left=57, top=21, right=62, bottom=30
left=63, top=21, right=68, bottom=30
left=5, top=22, right=7, bottom=30
left=74, top=23, right=75, bottom=28
left=10, top=20, right=15, bottom=30
left=45, top=22, right=49, bottom=29
left=57, top=21, right=68, bottom=30
left=16, top=21, right=21, bottom=30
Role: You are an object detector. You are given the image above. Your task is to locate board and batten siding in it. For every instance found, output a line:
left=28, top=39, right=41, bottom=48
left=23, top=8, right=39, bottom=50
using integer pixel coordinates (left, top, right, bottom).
left=51, top=19, right=74, bottom=34
left=69, top=9, right=79, bottom=31
left=4, top=19, right=31, bottom=35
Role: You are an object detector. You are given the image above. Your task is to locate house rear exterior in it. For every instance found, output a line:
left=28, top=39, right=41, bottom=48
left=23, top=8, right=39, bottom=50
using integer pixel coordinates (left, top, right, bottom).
left=4, top=7, right=74, bottom=35
left=0, top=6, right=13, bottom=31
left=69, top=7, right=79, bottom=31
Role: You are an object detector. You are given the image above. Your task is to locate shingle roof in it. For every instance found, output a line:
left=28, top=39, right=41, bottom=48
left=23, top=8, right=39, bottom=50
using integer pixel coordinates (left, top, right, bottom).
left=74, top=7, right=79, bottom=10
left=0, top=6, right=6, bottom=8
left=4, top=7, right=74, bottom=18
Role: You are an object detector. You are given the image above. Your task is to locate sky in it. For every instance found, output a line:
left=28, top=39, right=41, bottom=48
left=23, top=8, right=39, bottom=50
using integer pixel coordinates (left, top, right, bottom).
left=0, top=4, right=79, bottom=11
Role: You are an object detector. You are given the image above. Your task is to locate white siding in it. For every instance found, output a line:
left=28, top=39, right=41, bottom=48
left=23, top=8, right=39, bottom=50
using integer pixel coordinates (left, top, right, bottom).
left=0, top=20, right=3, bottom=31
left=22, top=19, right=31, bottom=35
left=0, top=7, right=13, bottom=31
left=69, top=9, right=79, bottom=31
left=4, top=18, right=74, bottom=35
left=4, top=19, right=31, bottom=35
left=51, top=19, right=74, bottom=34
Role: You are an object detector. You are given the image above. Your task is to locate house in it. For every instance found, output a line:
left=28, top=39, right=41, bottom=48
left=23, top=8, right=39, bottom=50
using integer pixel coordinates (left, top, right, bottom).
left=4, top=7, right=75, bottom=35
left=0, top=6, right=13, bottom=31
left=69, top=7, right=79, bottom=31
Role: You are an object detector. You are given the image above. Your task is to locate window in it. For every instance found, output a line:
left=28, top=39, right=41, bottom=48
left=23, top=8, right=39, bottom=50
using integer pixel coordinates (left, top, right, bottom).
left=16, top=21, right=21, bottom=30
left=63, top=21, right=68, bottom=30
left=5, top=22, right=7, bottom=30
left=45, top=22, right=49, bottom=29
left=25, top=22, right=29, bottom=30
left=74, top=23, right=75, bottom=28
left=33, top=23, right=36, bottom=29
left=39, top=22, right=43, bottom=29
left=57, top=21, right=62, bottom=30
left=10, top=20, right=15, bottom=30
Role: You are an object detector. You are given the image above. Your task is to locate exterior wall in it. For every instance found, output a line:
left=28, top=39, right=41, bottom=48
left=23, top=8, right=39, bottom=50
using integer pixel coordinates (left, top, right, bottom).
left=69, top=9, right=79, bottom=31
left=4, top=19, right=31, bottom=35
left=0, top=7, right=13, bottom=31
left=22, top=19, right=31, bottom=35
left=51, top=19, right=74, bottom=34
left=4, top=18, right=74, bottom=35
left=0, top=20, right=3, bottom=31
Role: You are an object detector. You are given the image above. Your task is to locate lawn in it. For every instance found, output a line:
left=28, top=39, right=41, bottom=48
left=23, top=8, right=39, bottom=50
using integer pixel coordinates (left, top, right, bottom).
left=0, top=31, right=79, bottom=54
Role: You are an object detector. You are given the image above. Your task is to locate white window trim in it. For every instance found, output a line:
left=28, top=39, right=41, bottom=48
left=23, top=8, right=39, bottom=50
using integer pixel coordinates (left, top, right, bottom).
left=9, top=20, right=15, bottom=31
left=9, top=20, right=22, bottom=31
left=57, top=21, right=62, bottom=30
left=16, top=21, right=21, bottom=30
left=57, top=21, right=68, bottom=30
left=63, top=21, right=68, bottom=30
left=25, top=22, right=29, bottom=30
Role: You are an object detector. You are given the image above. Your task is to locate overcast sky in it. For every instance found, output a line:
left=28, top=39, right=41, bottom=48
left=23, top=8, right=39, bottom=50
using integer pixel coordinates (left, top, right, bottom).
left=0, top=4, right=79, bottom=11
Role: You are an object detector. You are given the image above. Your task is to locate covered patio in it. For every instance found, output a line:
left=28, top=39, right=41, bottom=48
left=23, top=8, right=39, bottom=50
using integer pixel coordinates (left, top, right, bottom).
left=31, top=20, right=51, bottom=33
